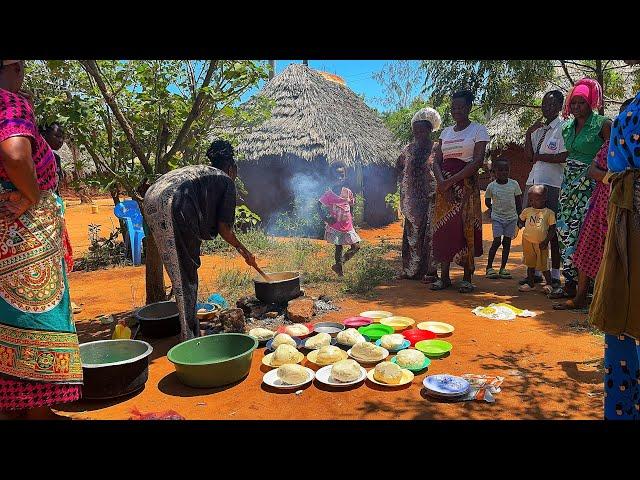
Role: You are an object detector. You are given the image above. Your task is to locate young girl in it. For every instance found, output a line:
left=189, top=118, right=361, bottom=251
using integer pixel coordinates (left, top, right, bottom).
left=318, top=165, right=361, bottom=276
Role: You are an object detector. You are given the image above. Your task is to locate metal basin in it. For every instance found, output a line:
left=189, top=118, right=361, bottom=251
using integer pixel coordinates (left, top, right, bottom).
left=135, top=301, right=180, bottom=338
left=313, top=322, right=346, bottom=337
left=80, top=339, right=153, bottom=399
left=167, top=333, right=258, bottom=388
left=253, top=271, right=301, bottom=304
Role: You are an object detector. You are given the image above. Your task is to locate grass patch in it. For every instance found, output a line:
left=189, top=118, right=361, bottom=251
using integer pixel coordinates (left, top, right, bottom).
left=201, top=228, right=279, bottom=256
left=212, top=268, right=254, bottom=302
left=341, top=243, right=396, bottom=295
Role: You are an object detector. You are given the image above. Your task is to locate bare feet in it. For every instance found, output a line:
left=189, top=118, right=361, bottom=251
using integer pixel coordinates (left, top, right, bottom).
left=331, top=264, right=344, bottom=277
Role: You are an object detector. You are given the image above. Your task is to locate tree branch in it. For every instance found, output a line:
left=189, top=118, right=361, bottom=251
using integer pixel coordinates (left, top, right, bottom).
left=79, top=60, right=153, bottom=175
left=559, top=60, right=576, bottom=86
left=160, top=60, right=218, bottom=170
left=563, top=60, right=596, bottom=72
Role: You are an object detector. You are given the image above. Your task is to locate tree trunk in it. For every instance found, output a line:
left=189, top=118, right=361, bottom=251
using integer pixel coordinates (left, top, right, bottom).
left=143, top=231, right=166, bottom=304
left=595, top=59, right=605, bottom=116
left=268, top=60, right=275, bottom=80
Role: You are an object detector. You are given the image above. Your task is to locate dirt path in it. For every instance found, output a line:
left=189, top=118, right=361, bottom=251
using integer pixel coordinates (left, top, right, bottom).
left=59, top=200, right=603, bottom=420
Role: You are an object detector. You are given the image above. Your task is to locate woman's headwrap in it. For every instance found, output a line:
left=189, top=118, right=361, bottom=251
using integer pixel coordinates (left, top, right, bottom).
left=563, top=78, right=603, bottom=119
left=411, top=107, right=442, bottom=131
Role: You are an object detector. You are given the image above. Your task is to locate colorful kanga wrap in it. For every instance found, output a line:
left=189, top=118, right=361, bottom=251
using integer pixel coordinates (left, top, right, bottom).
left=603, top=334, right=640, bottom=420
left=398, top=143, right=437, bottom=279
left=590, top=169, right=640, bottom=339
left=432, top=158, right=483, bottom=268
left=572, top=141, right=610, bottom=279
left=0, top=87, right=81, bottom=409
left=557, top=111, right=608, bottom=283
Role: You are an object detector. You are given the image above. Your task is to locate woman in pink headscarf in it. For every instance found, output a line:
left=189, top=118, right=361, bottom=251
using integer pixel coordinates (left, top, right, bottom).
left=552, top=78, right=611, bottom=309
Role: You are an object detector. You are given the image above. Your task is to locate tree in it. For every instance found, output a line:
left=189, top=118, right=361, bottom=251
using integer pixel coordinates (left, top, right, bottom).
left=25, top=60, right=270, bottom=304
left=422, top=60, right=555, bottom=115
left=373, top=60, right=424, bottom=111
left=421, top=60, right=639, bottom=116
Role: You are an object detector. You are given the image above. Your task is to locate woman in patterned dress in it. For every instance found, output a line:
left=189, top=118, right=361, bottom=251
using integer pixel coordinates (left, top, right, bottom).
left=552, top=78, right=611, bottom=309
left=143, top=140, right=257, bottom=341
left=0, top=60, right=81, bottom=419
left=396, top=107, right=441, bottom=283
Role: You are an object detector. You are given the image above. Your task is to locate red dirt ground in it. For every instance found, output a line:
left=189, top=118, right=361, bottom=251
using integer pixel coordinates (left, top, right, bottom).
left=57, top=198, right=604, bottom=420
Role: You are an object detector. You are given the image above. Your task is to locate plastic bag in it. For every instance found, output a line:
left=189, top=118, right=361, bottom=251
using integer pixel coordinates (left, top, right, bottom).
left=129, top=407, right=185, bottom=420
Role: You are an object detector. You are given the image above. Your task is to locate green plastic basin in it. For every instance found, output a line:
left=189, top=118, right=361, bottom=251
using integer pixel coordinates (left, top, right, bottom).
left=167, top=333, right=258, bottom=388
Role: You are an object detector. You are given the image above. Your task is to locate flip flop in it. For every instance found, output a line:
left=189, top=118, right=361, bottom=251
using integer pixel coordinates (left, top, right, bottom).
left=518, top=283, right=535, bottom=292
left=498, top=268, right=512, bottom=279
left=485, top=268, right=499, bottom=279
left=458, top=281, right=475, bottom=293
left=430, top=279, right=452, bottom=291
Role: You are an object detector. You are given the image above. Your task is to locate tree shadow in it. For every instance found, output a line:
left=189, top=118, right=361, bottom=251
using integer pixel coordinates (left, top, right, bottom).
left=352, top=346, right=601, bottom=420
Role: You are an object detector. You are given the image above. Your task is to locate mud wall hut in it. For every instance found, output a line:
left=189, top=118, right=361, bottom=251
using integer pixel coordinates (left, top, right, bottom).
left=235, top=64, right=402, bottom=230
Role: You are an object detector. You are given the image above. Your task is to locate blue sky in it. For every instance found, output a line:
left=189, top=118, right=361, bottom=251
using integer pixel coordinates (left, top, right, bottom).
left=241, top=60, right=423, bottom=112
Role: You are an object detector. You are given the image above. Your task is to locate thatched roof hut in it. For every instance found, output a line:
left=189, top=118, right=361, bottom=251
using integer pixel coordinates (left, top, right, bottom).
left=235, top=64, right=402, bottom=230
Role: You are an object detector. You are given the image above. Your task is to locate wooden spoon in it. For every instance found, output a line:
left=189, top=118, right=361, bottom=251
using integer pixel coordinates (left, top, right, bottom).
left=253, top=265, right=272, bottom=282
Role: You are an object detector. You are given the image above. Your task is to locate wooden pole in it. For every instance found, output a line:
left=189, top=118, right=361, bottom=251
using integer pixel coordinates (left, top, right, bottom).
left=302, top=60, right=308, bottom=66
left=268, top=60, right=275, bottom=80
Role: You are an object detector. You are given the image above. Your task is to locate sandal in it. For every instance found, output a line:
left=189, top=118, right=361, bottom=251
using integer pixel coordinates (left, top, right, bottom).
left=518, top=283, right=535, bottom=292
left=421, top=273, right=439, bottom=284
left=553, top=300, right=587, bottom=311
left=498, top=268, right=512, bottom=279
left=458, top=281, right=475, bottom=294
left=485, top=268, right=499, bottom=279
left=542, top=285, right=553, bottom=295
left=430, top=279, right=452, bottom=291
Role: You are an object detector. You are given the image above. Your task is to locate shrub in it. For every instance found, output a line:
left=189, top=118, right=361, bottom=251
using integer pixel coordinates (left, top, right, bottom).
left=342, top=243, right=395, bottom=295
left=75, top=226, right=131, bottom=271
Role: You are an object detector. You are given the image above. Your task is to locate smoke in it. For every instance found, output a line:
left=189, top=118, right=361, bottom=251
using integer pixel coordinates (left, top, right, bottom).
left=265, top=171, right=329, bottom=238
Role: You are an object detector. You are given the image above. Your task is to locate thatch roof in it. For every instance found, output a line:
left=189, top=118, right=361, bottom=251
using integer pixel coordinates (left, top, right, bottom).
left=235, top=64, right=401, bottom=167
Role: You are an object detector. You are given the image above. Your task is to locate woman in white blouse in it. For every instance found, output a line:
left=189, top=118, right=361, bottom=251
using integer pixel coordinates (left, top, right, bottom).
left=431, top=90, right=490, bottom=293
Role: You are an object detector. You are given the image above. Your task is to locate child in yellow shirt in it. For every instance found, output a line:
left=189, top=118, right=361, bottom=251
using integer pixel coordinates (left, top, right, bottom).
left=518, top=185, right=556, bottom=293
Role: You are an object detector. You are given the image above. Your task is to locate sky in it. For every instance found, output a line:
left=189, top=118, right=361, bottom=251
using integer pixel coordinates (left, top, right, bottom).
left=241, top=60, right=422, bottom=112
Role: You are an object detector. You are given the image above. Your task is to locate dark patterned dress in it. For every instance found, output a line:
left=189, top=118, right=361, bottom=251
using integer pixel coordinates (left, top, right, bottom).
left=397, top=143, right=437, bottom=279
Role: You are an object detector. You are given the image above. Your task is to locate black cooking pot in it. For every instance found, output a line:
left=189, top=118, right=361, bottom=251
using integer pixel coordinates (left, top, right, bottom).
left=135, top=301, right=181, bottom=338
left=80, top=340, right=153, bottom=400
left=253, top=271, right=301, bottom=304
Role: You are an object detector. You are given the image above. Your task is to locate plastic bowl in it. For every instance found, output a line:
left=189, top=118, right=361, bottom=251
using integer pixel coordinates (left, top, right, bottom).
left=401, top=328, right=437, bottom=346
left=415, top=339, right=453, bottom=357
left=359, top=311, right=394, bottom=323
left=167, top=333, right=258, bottom=388
left=357, top=324, right=394, bottom=341
left=342, top=316, right=373, bottom=328
left=380, top=316, right=415, bottom=332
left=196, top=302, right=218, bottom=321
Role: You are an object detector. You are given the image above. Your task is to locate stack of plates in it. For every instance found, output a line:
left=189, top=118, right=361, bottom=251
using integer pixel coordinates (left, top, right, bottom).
left=422, top=374, right=470, bottom=400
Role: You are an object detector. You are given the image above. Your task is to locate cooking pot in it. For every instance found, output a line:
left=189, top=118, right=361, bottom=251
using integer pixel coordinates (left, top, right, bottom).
left=80, top=339, right=153, bottom=399
left=253, top=271, right=301, bottom=304
left=135, top=301, right=181, bottom=338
